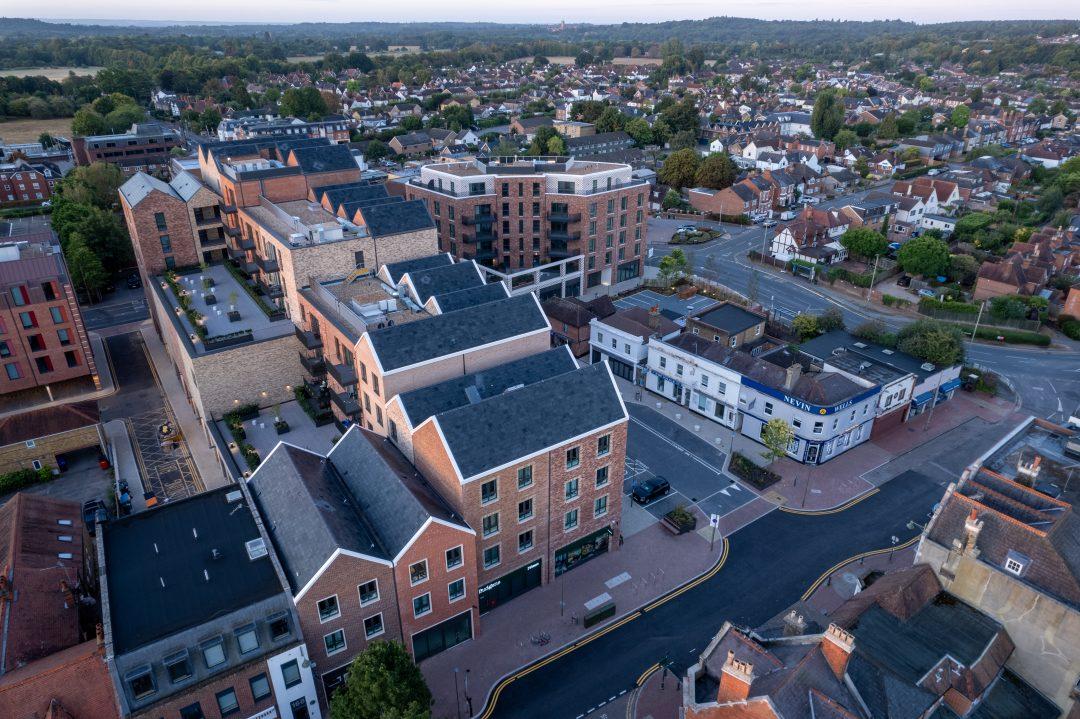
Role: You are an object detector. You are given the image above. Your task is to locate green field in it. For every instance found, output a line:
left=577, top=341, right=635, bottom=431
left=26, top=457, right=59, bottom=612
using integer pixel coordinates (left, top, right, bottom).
left=2, top=66, right=102, bottom=80
left=0, top=117, right=74, bottom=143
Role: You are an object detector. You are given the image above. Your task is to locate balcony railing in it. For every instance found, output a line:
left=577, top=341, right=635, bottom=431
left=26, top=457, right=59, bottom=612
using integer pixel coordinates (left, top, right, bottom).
left=295, top=327, right=323, bottom=349
left=256, top=278, right=283, bottom=298
left=548, top=212, right=582, bottom=223
left=194, top=213, right=222, bottom=226
left=299, top=352, right=326, bottom=376
left=463, top=230, right=496, bottom=244
left=327, top=361, right=358, bottom=387
left=237, top=237, right=255, bottom=250
left=331, top=391, right=360, bottom=416
left=255, top=255, right=280, bottom=273
left=462, top=214, right=495, bottom=226
left=550, top=230, right=581, bottom=242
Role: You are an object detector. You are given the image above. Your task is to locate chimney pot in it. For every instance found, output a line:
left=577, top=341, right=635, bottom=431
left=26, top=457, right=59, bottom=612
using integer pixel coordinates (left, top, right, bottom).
left=963, top=509, right=983, bottom=557
left=784, top=363, right=802, bottom=391
left=718, top=649, right=755, bottom=703
left=821, top=624, right=855, bottom=679
left=96, top=623, right=105, bottom=650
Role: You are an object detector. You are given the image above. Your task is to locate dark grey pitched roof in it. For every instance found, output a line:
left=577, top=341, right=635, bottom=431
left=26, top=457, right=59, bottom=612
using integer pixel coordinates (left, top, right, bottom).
left=968, top=668, right=1059, bottom=719
left=367, top=294, right=548, bottom=372
left=327, top=429, right=467, bottom=556
left=398, top=346, right=577, bottom=427
left=247, top=444, right=389, bottom=594
left=383, top=253, right=452, bottom=285
left=360, top=199, right=434, bottom=237
left=403, top=261, right=483, bottom=303
left=312, top=182, right=387, bottom=213
left=433, top=362, right=626, bottom=480
left=102, top=486, right=283, bottom=653
left=693, top=303, right=765, bottom=335
left=289, top=144, right=358, bottom=174
left=431, top=282, right=509, bottom=313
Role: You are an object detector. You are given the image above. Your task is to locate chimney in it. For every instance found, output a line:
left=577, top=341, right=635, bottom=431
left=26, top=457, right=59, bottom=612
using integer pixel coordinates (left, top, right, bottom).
left=821, top=624, right=855, bottom=680
left=648, top=305, right=660, bottom=330
left=784, top=363, right=802, bottom=391
left=717, top=650, right=754, bottom=703
left=1015, top=454, right=1042, bottom=487
left=782, top=610, right=806, bottom=637
left=962, top=508, right=983, bottom=558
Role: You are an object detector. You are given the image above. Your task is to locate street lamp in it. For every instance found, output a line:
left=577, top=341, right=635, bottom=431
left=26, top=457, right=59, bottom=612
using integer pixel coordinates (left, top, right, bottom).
left=906, top=520, right=926, bottom=531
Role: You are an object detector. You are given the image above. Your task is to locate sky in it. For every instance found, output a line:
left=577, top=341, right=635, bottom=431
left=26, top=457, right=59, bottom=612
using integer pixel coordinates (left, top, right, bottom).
left=31, top=2, right=1079, bottom=25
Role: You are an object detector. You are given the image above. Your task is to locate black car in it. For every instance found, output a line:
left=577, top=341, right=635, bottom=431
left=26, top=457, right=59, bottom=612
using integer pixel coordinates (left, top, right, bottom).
left=126, top=274, right=142, bottom=289
left=82, top=498, right=107, bottom=537
left=631, top=476, right=671, bottom=505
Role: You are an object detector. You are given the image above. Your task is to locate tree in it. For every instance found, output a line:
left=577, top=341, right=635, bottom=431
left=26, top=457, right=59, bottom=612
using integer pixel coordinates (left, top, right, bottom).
left=198, top=108, right=222, bottom=134
left=546, top=136, right=566, bottom=155
left=694, top=153, right=737, bottom=190
left=65, top=234, right=109, bottom=301
left=760, top=418, right=795, bottom=462
left=661, top=188, right=685, bottom=210
left=657, top=249, right=690, bottom=286
left=59, top=162, right=125, bottom=209
left=810, top=89, right=844, bottom=140
left=792, top=313, right=820, bottom=341
left=896, top=319, right=965, bottom=366
left=951, top=104, right=971, bottom=130
left=493, top=139, right=520, bottom=156
left=533, top=55, right=549, bottom=67
left=833, top=129, right=858, bottom=152
left=948, top=254, right=980, bottom=286
left=329, top=641, right=431, bottom=719
left=876, top=114, right=899, bottom=140
left=280, top=86, right=328, bottom=119
left=668, top=129, right=698, bottom=151
left=104, top=105, right=146, bottom=133
left=625, top=117, right=653, bottom=147
left=817, top=307, right=845, bottom=332
left=399, top=115, right=422, bottom=131
left=365, top=139, right=389, bottom=162
left=71, top=108, right=107, bottom=136
left=595, top=106, right=626, bottom=134
left=38, top=132, right=56, bottom=148
left=840, top=227, right=888, bottom=260
left=660, top=98, right=699, bottom=133
left=897, top=236, right=950, bottom=277
left=658, top=149, right=701, bottom=189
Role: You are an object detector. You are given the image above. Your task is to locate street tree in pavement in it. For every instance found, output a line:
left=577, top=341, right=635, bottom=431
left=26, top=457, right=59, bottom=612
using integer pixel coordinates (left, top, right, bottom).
left=840, top=226, right=888, bottom=261
left=329, top=641, right=431, bottom=719
left=659, top=148, right=701, bottom=189
left=760, top=418, right=796, bottom=462
left=897, top=235, right=950, bottom=278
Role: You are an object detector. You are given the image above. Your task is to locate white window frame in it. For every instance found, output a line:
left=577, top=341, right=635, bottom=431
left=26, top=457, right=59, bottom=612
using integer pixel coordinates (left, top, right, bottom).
left=364, top=612, right=385, bottom=639
left=358, top=578, right=380, bottom=607
left=448, top=578, right=466, bottom=603
left=323, top=628, right=347, bottom=657
left=409, top=559, right=429, bottom=586
left=594, top=495, right=609, bottom=518
left=445, top=545, right=464, bottom=571
left=316, top=594, right=341, bottom=623
left=413, top=592, right=433, bottom=618
left=483, top=544, right=501, bottom=569
left=1005, top=557, right=1024, bottom=575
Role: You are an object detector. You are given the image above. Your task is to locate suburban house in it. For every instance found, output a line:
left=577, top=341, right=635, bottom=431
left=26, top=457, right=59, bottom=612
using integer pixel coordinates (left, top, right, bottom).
left=589, top=306, right=679, bottom=383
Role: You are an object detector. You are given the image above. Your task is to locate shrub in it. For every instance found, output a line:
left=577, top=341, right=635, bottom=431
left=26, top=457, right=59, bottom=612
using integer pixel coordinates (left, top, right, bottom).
left=728, top=452, right=781, bottom=490
left=962, top=324, right=1050, bottom=346
left=0, top=466, right=52, bottom=494
left=918, top=297, right=980, bottom=314
left=882, top=294, right=911, bottom=308
left=1060, top=316, right=1080, bottom=341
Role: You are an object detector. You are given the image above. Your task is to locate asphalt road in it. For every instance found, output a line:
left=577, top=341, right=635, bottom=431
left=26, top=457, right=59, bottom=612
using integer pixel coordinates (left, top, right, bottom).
left=488, top=469, right=946, bottom=719
left=646, top=201, right=1080, bottom=423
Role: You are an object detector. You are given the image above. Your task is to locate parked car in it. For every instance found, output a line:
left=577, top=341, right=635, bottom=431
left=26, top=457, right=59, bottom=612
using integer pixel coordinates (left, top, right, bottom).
left=918, top=288, right=938, bottom=299
left=677, top=224, right=696, bottom=233
left=126, top=274, right=142, bottom=289
left=631, top=476, right=671, bottom=505
left=762, top=219, right=778, bottom=228
left=896, top=275, right=912, bottom=287
left=82, top=498, right=108, bottom=537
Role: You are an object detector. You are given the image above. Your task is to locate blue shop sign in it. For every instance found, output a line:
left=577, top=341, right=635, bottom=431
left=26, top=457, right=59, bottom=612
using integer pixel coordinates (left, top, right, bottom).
left=742, top=377, right=880, bottom=416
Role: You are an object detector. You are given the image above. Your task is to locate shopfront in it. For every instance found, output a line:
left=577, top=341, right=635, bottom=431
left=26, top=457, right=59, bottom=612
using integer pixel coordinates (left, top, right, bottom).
left=478, top=559, right=542, bottom=614
left=555, top=526, right=612, bottom=577
left=412, top=609, right=474, bottom=662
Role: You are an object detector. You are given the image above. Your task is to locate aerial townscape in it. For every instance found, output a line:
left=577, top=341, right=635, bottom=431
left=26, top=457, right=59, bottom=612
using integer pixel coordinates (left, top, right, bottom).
left=2, top=7, right=1080, bottom=719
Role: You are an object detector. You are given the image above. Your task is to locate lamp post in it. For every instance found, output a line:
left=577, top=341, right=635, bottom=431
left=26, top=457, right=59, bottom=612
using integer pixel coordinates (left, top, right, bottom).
left=453, top=668, right=461, bottom=719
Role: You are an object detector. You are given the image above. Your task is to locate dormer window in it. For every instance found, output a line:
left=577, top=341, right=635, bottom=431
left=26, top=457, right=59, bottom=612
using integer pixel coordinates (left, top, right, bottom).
left=1004, top=550, right=1028, bottom=576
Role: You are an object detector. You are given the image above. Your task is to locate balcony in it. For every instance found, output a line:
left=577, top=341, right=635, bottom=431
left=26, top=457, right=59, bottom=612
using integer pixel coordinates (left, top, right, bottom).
left=468, top=248, right=498, bottom=261
left=550, top=230, right=581, bottom=242
left=331, top=391, right=361, bottom=416
left=194, top=212, right=222, bottom=226
left=463, top=230, right=496, bottom=244
left=548, top=212, right=582, bottom=223
left=256, top=278, right=283, bottom=298
left=237, top=237, right=255, bottom=250
left=549, top=243, right=574, bottom=260
left=327, top=361, right=358, bottom=387
left=224, top=226, right=240, bottom=238
left=299, top=352, right=326, bottom=376
left=255, top=255, right=280, bottom=273
left=219, top=200, right=238, bottom=214
left=462, top=214, right=495, bottom=226
left=295, top=326, right=323, bottom=349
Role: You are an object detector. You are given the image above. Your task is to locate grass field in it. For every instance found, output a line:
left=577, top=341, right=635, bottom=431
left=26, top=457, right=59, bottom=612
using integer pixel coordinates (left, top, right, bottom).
left=0, top=117, right=74, bottom=143
left=2, top=66, right=102, bottom=80
left=513, top=56, right=663, bottom=66
left=286, top=55, right=325, bottom=63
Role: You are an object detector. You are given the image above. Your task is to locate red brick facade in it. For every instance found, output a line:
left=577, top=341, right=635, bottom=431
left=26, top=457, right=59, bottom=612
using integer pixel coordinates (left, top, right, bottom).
left=129, top=653, right=284, bottom=719
left=0, top=167, right=54, bottom=207
left=121, top=189, right=200, bottom=278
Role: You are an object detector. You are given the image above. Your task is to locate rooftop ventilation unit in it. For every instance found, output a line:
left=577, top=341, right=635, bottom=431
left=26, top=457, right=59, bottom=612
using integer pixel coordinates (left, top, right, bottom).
left=921, top=362, right=936, bottom=372
left=246, top=538, right=269, bottom=560
left=853, top=342, right=868, bottom=349
left=225, top=490, right=243, bottom=503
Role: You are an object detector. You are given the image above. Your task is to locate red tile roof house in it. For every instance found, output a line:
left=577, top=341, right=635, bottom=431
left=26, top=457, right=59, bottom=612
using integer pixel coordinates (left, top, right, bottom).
left=972, top=255, right=1049, bottom=301
left=0, top=493, right=119, bottom=718
left=768, top=205, right=858, bottom=266
left=542, top=295, right=616, bottom=358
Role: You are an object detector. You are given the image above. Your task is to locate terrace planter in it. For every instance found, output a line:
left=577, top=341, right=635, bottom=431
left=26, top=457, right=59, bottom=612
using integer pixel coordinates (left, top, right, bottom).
left=274, top=420, right=290, bottom=435
left=228, top=310, right=242, bottom=322
left=204, top=294, right=217, bottom=306
left=662, top=507, right=697, bottom=535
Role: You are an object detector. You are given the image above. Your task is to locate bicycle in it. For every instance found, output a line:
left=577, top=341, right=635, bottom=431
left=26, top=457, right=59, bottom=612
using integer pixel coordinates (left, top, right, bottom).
left=530, top=631, right=551, bottom=646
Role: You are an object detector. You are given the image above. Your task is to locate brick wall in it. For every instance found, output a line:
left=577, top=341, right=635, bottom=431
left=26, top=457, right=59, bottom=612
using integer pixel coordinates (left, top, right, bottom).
left=0, top=423, right=101, bottom=474
left=121, top=189, right=199, bottom=276
left=130, top=653, right=282, bottom=719
left=190, top=334, right=303, bottom=419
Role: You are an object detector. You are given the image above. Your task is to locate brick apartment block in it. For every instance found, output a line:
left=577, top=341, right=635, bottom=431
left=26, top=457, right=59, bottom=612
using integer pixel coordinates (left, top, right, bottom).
left=404, top=157, right=648, bottom=291
left=0, top=163, right=55, bottom=207
left=72, top=122, right=182, bottom=175
left=0, top=230, right=99, bottom=396
left=246, top=428, right=478, bottom=703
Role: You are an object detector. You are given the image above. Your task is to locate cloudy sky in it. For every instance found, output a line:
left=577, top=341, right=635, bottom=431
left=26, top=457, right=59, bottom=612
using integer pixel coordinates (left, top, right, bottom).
left=35, top=1, right=1077, bottom=25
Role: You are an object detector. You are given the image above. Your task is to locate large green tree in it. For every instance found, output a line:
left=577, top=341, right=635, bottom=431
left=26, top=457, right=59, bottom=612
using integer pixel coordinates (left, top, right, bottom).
left=896, top=319, right=965, bottom=366
left=694, top=153, right=737, bottom=190
left=810, top=89, right=844, bottom=140
left=897, top=236, right=950, bottom=277
left=840, top=227, right=888, bottom=260
left=658, top=148, right=701, bottom=189
left=658, top=248, right=690, bottom=286
left=329, top=641, right=431, bottom=719
left=64, top=234, right=109, bottom=300
left=951, top=104, right=971, bottom=129
left=760, top=418, right=796, bottom=462
left=595, top=106, right=627, bottom=133
left=833, top=129, right=858, bottom=152
left=280, top=86, right=328, bottom=119
left=625, top=117, right=653, bottom=147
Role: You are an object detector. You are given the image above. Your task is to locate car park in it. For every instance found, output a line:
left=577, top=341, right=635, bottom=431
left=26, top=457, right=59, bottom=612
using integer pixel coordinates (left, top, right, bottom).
left=631, top=475, right=671, bottom=505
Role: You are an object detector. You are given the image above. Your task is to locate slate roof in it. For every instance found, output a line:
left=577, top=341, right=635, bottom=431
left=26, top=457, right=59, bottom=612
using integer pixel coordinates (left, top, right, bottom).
left=430, top=282, right=509, bottom=313
left=247, top=443, right=389, bottom=594
left=366, top=294, right=548, bottom=372
left=542, top=295, right=615, bottom=327
left=432, top=362, right=626, bottom=480
left=0, top=400, right=99, bottom=447
left=692, top=303, right=765, bottom=336
left=597, top=306, right=679, bottom=340
left=102, top=486, right=282, bottom=653
left=383, top=253, right=453, bottom=285
left=118, top=172, right=178, bottom=207
left=288, top=144, right=358, bottom=174
left=311, top=182, right=388, bottom=214
left=359, top=199, right=434, bottom=237
left=397, top=346, right=578, bottom=427
left=403, top=261, right=483, bottom=303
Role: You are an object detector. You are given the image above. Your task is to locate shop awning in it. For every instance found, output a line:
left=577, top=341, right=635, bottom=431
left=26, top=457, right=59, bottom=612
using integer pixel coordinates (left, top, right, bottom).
left=912, top=391, right=935, bottom=407
left=939, top=378, right=962, bottom=394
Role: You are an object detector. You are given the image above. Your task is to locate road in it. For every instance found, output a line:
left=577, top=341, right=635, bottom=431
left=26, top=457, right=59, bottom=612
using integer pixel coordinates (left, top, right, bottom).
left=487, top=469, right=946, bottom=719
left=646, top=203, right=1080, bottom=423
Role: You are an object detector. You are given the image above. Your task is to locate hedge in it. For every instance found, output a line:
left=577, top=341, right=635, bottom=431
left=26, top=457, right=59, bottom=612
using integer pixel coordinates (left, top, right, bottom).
left=959, top=324, right=1051, bottom=346
left=0, top=466, right=52, bottom=494
left=728, top=452, right=781, bottom=490
left=1060, top=316, right=1080, bottom=341
left=882, top=294, right=911, bottom=308
left=918, top=297, right=980, bottom=315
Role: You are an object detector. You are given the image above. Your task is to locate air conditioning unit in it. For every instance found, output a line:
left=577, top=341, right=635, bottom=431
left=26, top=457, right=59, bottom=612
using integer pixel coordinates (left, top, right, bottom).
left=245, top=538, right=268, bottom=561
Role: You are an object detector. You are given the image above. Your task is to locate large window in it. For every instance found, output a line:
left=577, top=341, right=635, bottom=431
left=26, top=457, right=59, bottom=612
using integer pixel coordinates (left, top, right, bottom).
left=410, top=560, right=429, bottom=585
left=483, top=545, right=500, bottom=568
left=324, top=629, right=346, bottom=656
left=358, top=579, right=379, bottom=606
left=235, top=624, right=259, bottom=654
left=449, top=578, right=466, bottom=602
left=480, top=479, right=498, bottom=504
left=201, top=637, right=226, bottom=668
left=482, top=512, right=500, bottom=537
left=566, top=446, right=580, bottom=469
left=445, top=546, right=463, bottom=570
left=281, top=659, right=302, bottom=688
left=517, top=465, right=533, bottom=489
left=564, top=509, right=579, bottom=531
left=250, top=673, right=271, bottom=701
left=518, top=498, right=533, bottom=522
left=518, top=530, right=534, bottom=553
left=365, top=613, right=385, bottom=638
left=317, top=595, right=340, bottom=622
left=595, top=466, right=609, bottom=488
left=565, top=478, right=579, bottom=501
left=597, top=434, right=611, bottom=457
left=164, top=651, right=192, bottom=684
left=216, top=688, right=239, bottom=716
left=594, top=495, right=609, bottom=518
left=413, top=593, right=432, bottom=618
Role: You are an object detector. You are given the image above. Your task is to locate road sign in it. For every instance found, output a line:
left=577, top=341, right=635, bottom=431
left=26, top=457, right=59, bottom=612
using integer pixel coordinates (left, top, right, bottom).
left=709, top=514, right=720, bottom=528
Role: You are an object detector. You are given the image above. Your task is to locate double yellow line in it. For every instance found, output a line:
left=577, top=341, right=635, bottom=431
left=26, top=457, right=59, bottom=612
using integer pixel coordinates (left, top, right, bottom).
left=800, top=534, right=920, bottom=601
left=479, top=538, right=730, bottom=719
left=779, top=488, right=879, bottom=516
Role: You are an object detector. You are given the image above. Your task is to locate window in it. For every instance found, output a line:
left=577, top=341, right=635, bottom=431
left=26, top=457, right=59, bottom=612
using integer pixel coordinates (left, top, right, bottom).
left=358, top=579, right=379, bottom=605
left=595, top=466, right=609, bottom=487
left=19, top=311, right=36, bottom=328
left=324, top=629, right=346, bottom=656
left=445, top=546, right=463, bottom=570
left=164, top=651, right=192, bottom=684
left=49, top=306, right=64, bottom=324
left=518, top=498, right=533, bottom=522
left=792, top=419, right=802, bottom=429
left=813, top=421, right=823, bottom=434
left=164, top=256, right=176, bottom=270
left=659, top=356, right=667, bottom=369
left=317, top=595, right=340, bottom=622
left=566, top=446, right=580, bottom=469
left=0, top=342, right=8, bottom=358
left=518, top=530, right=534, bottom=552
left=565, top=478, right=579, bottom=500
left=65, top=350, right=80, bottom=368
left=594, top=495, right=609, bottom=518
left=449, top=578, right=466, bottom=602
left=127, top=667, right=156, bottom=699
left=281, top=659, right=302, bottom=689
left=364, top=613, right=385, bottom=638
left=676, top=363, right=684, bottom=376
left=249, top=673, right=271, bottom=702
left=480, top=479, right=498, bottom=504
left=413, top=593, right=432, bottom=618
left=564, top=509, right=579, bottom=531
left=35, top=356, right=53, bottom=374
left=179, top=703, right=203, bottom=719
left=354, top=250, right=365, bottom=268
left=409, top=560, right=429, bottom=585
left=1005, top=556, right=1026, bottom=575
left=269, top=613, right=290, bottom=640
left=201, top=637, right=226, bottom=668
left=597, top=434, right=611, bottom=457
left=517, top=465, right=533, bottom=489
left=482, top=512, right=500, bottom=537
left=701, top=374, right=709, bottom=388
left=154, top=212, right=168, bottom=231
left=56, top=329, right=70, bottom=346
left=235, top=624, right=259, bottom=654
left=216, top=688, right=240, bottom=716
left=764, top=402, right=774, bottom=416
left=159, top=235, right=172, bottom=254
left=27, top=334, right=45, bottom=352
left=9, top=286, right=27, bottom=306
left=483, top=545, right=500, bottom=568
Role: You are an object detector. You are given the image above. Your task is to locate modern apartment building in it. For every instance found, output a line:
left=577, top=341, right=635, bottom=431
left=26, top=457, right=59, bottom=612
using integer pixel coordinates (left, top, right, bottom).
left=72, top=123, right=182, bottom=175
left=96, top=485, right=321, bottom=719
left=247, top=428, right=478, bottom=702
left=0, top=229, right=99, bottom=396
left=404, top=156, right=648, bottom=295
